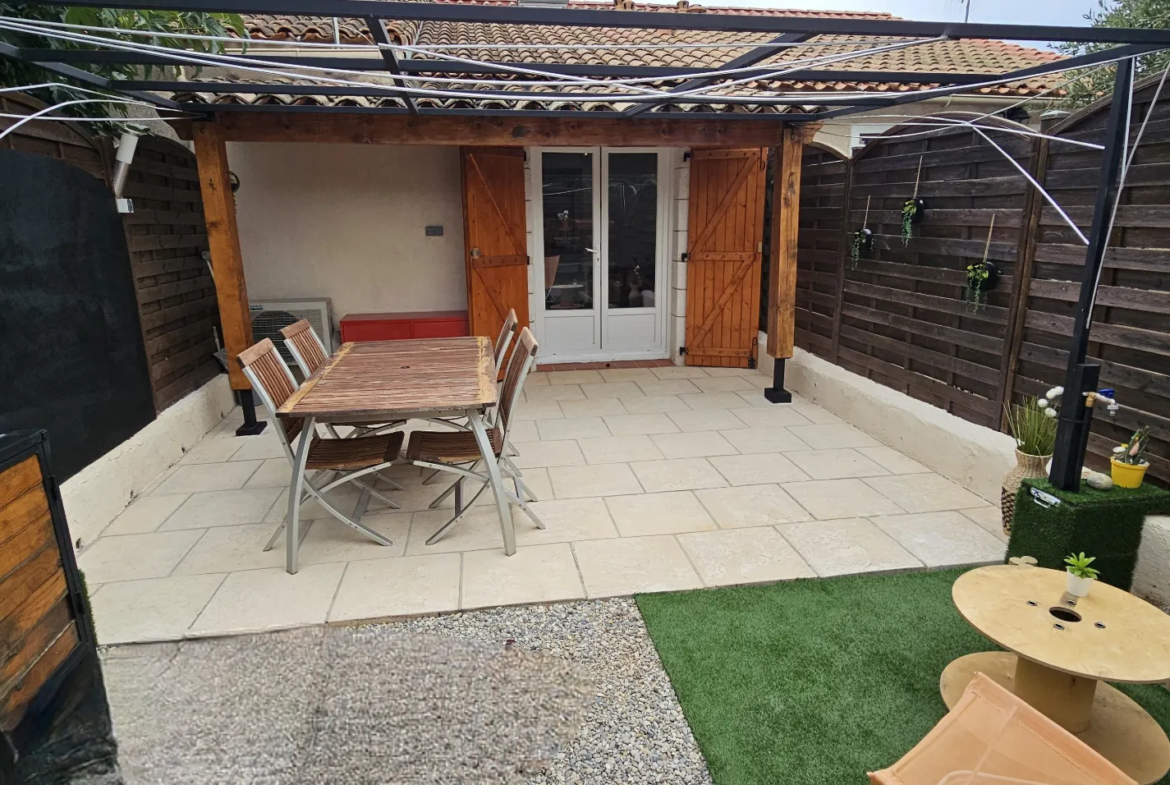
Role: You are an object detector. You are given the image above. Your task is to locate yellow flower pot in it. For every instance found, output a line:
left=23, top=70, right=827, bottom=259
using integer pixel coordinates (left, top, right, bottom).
left=1110, top=458, right=1149, bottom=489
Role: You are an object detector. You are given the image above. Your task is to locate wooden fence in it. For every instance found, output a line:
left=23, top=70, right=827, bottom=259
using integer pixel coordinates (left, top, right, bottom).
left=1, top=93, right=219, bottom=412
left=122, top=136, right=219, bottom=410
left=793, top=77, right=1170, bottom=484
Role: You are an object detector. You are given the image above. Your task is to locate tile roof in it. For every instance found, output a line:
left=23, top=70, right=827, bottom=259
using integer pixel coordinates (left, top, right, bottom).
left=167, top=0, right=1065, bottom=114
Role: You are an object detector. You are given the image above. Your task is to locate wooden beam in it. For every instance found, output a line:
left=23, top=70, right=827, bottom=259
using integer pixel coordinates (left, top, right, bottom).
left=172, top=113, right=786, bottom=148
left=192, top=121, right=254, bottom=391
left=766, top=125, right=808, bottom=360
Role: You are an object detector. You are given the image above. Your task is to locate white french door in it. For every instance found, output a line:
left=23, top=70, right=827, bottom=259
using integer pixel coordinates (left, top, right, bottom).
left=529, top=147, right=670, bottom=362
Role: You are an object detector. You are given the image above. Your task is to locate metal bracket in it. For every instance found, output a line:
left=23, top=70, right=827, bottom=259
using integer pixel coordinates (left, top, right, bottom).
left=679, top=346, right=687, bottom=355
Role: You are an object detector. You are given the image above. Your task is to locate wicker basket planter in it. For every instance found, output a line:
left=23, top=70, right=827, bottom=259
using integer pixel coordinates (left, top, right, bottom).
left=1001, top=450, right=1050, bottom=536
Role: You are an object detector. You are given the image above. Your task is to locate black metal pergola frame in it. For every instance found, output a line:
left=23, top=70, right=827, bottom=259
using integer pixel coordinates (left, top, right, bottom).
left=4, top=0, right=1170, bottom=489
left=1, top=0, right=1169, bottom=122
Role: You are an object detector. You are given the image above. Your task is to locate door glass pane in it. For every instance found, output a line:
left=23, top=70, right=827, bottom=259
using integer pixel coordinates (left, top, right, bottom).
left=607, top=153, right=657, bottom=309
left=542, top=152, right=594, bottom=312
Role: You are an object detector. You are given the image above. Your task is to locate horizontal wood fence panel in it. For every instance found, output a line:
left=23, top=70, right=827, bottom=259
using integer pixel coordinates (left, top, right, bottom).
left=786, top=85, right=1170, bottom=486
left=124, top=136, right=221, bottom=411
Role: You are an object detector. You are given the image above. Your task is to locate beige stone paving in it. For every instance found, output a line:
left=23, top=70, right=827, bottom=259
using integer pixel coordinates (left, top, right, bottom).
left=79, top=368, right=1004, bottom=644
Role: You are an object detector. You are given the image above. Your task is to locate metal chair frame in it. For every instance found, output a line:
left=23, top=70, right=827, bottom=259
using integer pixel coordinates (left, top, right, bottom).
left=409, top=327, right=544, bottom=548
left=239, top=341, right=404, bottom=558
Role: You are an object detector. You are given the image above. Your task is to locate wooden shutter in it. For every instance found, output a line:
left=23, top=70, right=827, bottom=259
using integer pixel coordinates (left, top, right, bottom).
left=461, top=147, right=529, bottom=340
left=684, top=148, right=767, bottom=367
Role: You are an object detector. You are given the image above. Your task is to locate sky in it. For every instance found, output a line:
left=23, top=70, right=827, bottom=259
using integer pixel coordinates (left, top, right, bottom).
left=698, top=0, right=1102, bottom=49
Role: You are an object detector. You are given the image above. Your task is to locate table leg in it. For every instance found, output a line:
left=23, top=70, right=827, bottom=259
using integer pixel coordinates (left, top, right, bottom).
left=286, top=415, right=314, bottom=575
left=1013, top=656, right=1097, bottom=733
left=467, top=408, right=515, bottom=555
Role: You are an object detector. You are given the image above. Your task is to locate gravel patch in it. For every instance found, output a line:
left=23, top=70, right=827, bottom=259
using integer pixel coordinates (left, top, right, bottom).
left=382, top=598, right=713, bottom=785
left=102, top=625, right=593, bottom=784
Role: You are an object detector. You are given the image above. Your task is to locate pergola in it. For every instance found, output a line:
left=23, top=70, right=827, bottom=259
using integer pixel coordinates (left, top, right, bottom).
left=4, top=0, right=1170, bottom=489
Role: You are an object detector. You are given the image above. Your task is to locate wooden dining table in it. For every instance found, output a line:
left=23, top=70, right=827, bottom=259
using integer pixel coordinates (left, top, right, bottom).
left=276, top=336, right=511, bottom=574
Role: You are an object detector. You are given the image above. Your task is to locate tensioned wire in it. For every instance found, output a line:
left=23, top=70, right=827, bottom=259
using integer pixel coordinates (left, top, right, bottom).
left=0, top=19, right=1110, bottom=108
left=7, top=17, right=928, bottom=52
left=0, top=15, right=940, bottom=94
left=0, top=20, right=952, bottom=102
left=1085, top=55, right=1170, bottom=324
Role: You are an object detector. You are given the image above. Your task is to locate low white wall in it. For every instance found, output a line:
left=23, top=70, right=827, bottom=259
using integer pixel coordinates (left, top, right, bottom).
left=1135, top=516, right=1170, bottom=609
left=62, top=375, right=234, bottom=551
left=227, top=143, right=467, bottom=320
left=758, top=338, right=1015, bottom=502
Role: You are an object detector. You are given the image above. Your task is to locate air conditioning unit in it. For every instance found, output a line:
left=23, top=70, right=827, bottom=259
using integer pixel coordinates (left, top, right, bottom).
left=249, top=298, right=335, bottom=368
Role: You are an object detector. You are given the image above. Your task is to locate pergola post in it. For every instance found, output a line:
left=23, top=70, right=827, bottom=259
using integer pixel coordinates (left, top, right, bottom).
left=192, top=120, right=266, bottom=436
left=764, top=124, right=807, bottom=403
left=1048, top=58, right=1134, bottom=490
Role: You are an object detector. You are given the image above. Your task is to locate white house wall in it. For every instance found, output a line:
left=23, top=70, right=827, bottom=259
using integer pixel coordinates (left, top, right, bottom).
left=226, top=143, right=467, bottom=320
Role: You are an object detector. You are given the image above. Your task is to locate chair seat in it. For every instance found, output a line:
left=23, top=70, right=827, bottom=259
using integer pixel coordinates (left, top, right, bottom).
left=305, top=432, right=404, bottom=470
left=406, top=428, right=503, bottom=463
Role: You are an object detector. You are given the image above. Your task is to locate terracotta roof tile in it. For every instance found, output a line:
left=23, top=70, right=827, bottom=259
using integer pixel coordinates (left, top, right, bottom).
left=177, top=0, right=1065, bottom=113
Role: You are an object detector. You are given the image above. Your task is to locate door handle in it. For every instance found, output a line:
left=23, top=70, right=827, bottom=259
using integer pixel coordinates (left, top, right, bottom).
left=584, top=247, right=596, bottom=253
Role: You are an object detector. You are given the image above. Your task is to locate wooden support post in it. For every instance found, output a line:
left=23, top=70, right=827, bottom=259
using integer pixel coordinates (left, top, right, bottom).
left=764, top=125, right=807, bottom=403
left=192, top=120, right=265, bottom=435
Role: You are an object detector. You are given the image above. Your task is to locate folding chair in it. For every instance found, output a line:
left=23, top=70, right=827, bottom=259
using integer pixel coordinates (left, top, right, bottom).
left=407, top=326, right=544, bottom=547
left=281, top=318, right=403, bottom=439
left=869, top=673, right=1136, bottom=785
left=421, top=307, right=519, bottom=483
left=237, top=338, right=406, bottom=559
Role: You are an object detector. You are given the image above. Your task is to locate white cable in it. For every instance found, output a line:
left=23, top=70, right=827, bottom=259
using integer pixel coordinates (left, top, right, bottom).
left=0, top=111, right=194, bottom=122
left=653, top=36, right=946, bottom=100
left=0, top=97, right=170, bottom=141
left=814, top=113, right=1105, bottom=150
left=969, top=124, right=1089, bottom=245
left=2, top=16, right=937, bottom=95
left=1086, top=56, right=1169, bottom=328
left=9, top=17, right=917, bottom=52
left=5, top=17, right=1153, bottom=110
left=1, top=80, right=126, bottom=98
left=0, top=19, right=964, bottom=103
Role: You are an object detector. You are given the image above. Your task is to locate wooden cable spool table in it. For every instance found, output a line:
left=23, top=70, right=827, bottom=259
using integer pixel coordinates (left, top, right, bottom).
left=941, top=564, right=1170, bottom=784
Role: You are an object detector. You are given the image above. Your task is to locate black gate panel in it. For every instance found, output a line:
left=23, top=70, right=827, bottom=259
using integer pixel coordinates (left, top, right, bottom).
left=0, top=149, right=155, bottom=480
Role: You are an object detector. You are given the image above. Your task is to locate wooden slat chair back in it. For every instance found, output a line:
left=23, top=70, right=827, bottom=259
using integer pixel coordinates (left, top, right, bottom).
left=498, top=325, right=537, bottom=437
left=493, top=308, right=519, bottom=373
left=239, top=337, right=406, bottom=573
left=237, top=338, right=303, bottom=446
left=281, top=319, right=330, bottom=378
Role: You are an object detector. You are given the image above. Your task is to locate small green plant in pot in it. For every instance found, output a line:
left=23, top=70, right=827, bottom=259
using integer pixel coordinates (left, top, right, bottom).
left=1064, top=552, right=1100, bottom=597
left=1111, top=424, right=1153, bottom=489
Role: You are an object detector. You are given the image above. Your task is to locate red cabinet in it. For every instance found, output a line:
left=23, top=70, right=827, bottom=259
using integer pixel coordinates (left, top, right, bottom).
left=339, top=311, right=469, bottom=343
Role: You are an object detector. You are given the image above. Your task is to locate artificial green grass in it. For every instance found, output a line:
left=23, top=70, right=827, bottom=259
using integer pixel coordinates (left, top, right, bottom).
left=636, top=568, right=1170, bottom=785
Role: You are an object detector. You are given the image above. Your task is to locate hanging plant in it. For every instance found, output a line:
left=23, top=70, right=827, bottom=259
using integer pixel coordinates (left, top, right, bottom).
left=965, top=216, right=1000, bottom=312
left=850, top=196, right=873, bottom=268
left=851, top=228, right=873, bottom=267
left=901, top=156, right=926, bottom=246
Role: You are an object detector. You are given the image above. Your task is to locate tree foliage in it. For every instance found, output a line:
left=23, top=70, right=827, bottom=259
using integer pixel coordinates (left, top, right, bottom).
left=1057, top=0, right=1170, bottom=106
left=0, top=4, right=244, bottom=126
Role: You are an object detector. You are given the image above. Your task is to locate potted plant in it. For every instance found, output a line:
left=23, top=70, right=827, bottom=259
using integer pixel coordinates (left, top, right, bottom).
left=901, top=156, right=926, bottom=246
left=1111, top=424, right=1152, bottom=489
left=1001, top=388, right=1061, bottom=535
left=1064, top=552, right=1100, bottom=597
left=964, top=216, right=999, bottom=311
left=850, top=196, right=873, bottom=268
